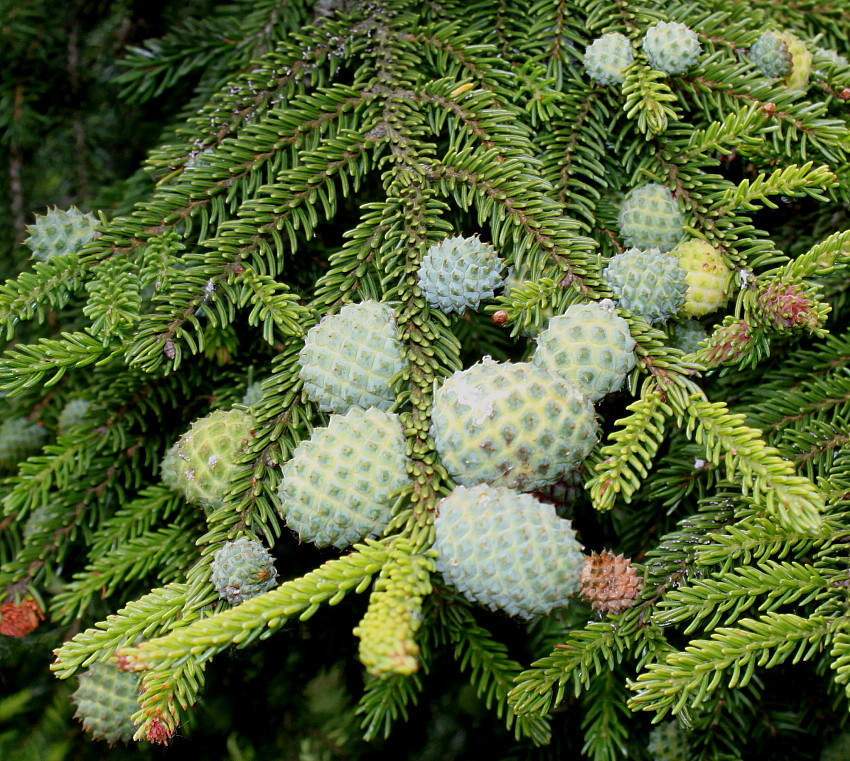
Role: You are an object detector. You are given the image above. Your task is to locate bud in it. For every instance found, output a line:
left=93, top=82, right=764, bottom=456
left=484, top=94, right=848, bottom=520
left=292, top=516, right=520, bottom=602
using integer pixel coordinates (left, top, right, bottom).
left=579, top=551, right=643, bottom=615
left=758, top=281, right=821, bottom=331
left=0, top=596, right=44, bottom=637
left=701, top=319, right=752, bottom=366
left=492, top=309, right=509, bottom=325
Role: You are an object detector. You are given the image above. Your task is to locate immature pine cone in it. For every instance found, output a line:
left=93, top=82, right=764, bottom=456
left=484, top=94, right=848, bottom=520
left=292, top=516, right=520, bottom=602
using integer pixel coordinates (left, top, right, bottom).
left=579, top=551, right=643, bottom=614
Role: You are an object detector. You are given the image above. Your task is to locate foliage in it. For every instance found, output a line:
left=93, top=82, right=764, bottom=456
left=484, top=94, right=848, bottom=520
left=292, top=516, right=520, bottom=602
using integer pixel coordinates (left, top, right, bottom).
left=2, top=0, right=850, bottom=758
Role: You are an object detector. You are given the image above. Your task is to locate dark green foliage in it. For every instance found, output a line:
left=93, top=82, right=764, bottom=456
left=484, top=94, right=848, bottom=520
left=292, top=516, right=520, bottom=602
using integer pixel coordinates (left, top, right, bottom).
left=2, top=0, right=850, bottom=758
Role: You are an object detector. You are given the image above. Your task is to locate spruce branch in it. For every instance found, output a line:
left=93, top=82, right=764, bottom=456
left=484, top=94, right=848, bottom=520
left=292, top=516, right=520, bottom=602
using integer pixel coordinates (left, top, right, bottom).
left=580, top=671, right=631, bottom=761
left=622, top=61, right=680, bottom=136
left=51, top=583, right=193, bottom=678
left=694, top=510, right=831, bottom=571
left=628, top=613, right=833, bottom=717
left=438, top=602, right=552, bottom=745
left=0, top=332, right=124, bottom=395
left=672, top=391, right=825, bottom=532
left=508, top=610, right=644, bottom=717
left=652, top=560, right=832, bottom=634
left=587, top=380, right=671, bottom=511
left=357, top=672, right=424, bottom=742
left=51, top=522, right=199, bottom=624
left=711, top=162, right=836, bottom=213
left=0, top=254, right=86, bottom=340
left=116, top=541, right=389, bottom=672
left=353, top=539, right=434, bottom=677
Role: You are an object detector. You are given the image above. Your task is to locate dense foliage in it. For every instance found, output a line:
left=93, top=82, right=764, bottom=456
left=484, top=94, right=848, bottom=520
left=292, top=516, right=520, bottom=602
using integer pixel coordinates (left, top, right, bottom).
left=3, top=1, right=850, bottom=759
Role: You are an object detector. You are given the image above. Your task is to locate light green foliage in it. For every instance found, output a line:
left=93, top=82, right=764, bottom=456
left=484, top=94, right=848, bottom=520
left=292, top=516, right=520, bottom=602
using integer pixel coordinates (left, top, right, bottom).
left=433, top=484, right=584, bottom=619
left=643, top=21, right=702, bottom=75
left=602, top=247, right=687, bottom=324
left=617, top=183, right=685, bottom=253
left=298, top=301, right=408, bottom=414
left=210, top=537, right=278, bottom=605
left=353, top=539, right=433, bottom=676
left=584, top=33, right=635, bottom=86
left=532, top=302, right=637, bottom=402
left=1, top=0, right=850, bottom=756
left=71, top=662, right=142, bottom=744
left=430, top=358, right=598, bottom=490
left=417, top=235, right=505, bottom=314
left=277, top=408, right=409, bottom=549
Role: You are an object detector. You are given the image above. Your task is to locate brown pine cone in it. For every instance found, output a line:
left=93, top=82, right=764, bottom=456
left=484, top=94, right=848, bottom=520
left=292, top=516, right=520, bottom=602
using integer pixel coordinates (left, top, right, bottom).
left=579, top=551, right=643, bottom=615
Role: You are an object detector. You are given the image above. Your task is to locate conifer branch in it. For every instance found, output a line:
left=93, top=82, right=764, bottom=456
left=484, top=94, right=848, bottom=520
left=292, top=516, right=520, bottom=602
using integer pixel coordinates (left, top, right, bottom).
left=51, top=522, right=199, bottom=623
left=628, top=613, right=833, bottom=716
left=51, top=584, right=193, bottom=678
left=652, top=560, right=832, bottom=634
left=712, top=162, right=836, bottom=213
left=439, top=603, right=552, bottom=744
left=508, top=611, right=643, bottom=717
left=587, top=380, right=671, bottom=511
left=0, top=332, right=124, bottom=395
left=580, top=671, right=631, bottom=761
left=117, top=541, right=389, bottom=672
left=673, top=391, right=825, bottom=531
left=357, top=672, right=424, bottom=742
left=622, top=61, right=679, bottom=135
left=0, top=254, right=86, bottom=340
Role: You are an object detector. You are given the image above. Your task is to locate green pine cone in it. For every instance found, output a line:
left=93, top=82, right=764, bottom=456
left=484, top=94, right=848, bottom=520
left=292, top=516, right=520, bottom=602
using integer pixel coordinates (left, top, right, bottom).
left=159, top=441, right=181, bottom=491
left=670, top=238, right=733, bottom=317
left=434, top=484, right=585, bottom=618
left=57, top=399, right=93, bottom=435
left=211, top=537, right=278, bottom=605
left=173, top=409, right=255, bottom=511
left=23, top=206, right=99, bottom=262
left=584, top=32, right=635, bottom=85
left=430, top=358, right=598, bottom=491
left=532, top=301, right=637, bottom=402
left=751, top=30, right=812, bottom=89
left=751, top=31, right=792, bottom=78
left=667, top=319, right=708, bottom=354
left=618, top=183, right=685, bottom=252
left=647, top=721, right=689, bottom=761
left=642, top=21, right=702, bottom=75
left=298, top=301, right=408, bottom=414
left=602, top=247, right=688, bottom=324
left=418, top=235, right=505, bottom=314
left=72, top=662, right=143, bottom=744
left=277, top=407, right=409, bottom=549
left=241, top=380, right=264, bottom=407
left=0, top=417, right=47, bottom=469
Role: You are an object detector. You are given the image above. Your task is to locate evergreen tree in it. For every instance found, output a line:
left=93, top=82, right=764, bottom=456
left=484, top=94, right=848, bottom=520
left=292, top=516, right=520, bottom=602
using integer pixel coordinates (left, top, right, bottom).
left=2, top=1, right=850, bottom=758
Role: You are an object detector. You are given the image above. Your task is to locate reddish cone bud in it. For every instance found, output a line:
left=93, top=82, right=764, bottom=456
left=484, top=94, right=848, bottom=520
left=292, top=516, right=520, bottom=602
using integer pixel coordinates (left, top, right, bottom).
left=0, top=596, right=44, bottom=637
left=492, top=309, right=509, bottom=325
left=579, top=551, right=643, bottom=615
left=758, top=282, right=820, bottom=331
left=702, top=319, right=752, bottom=366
